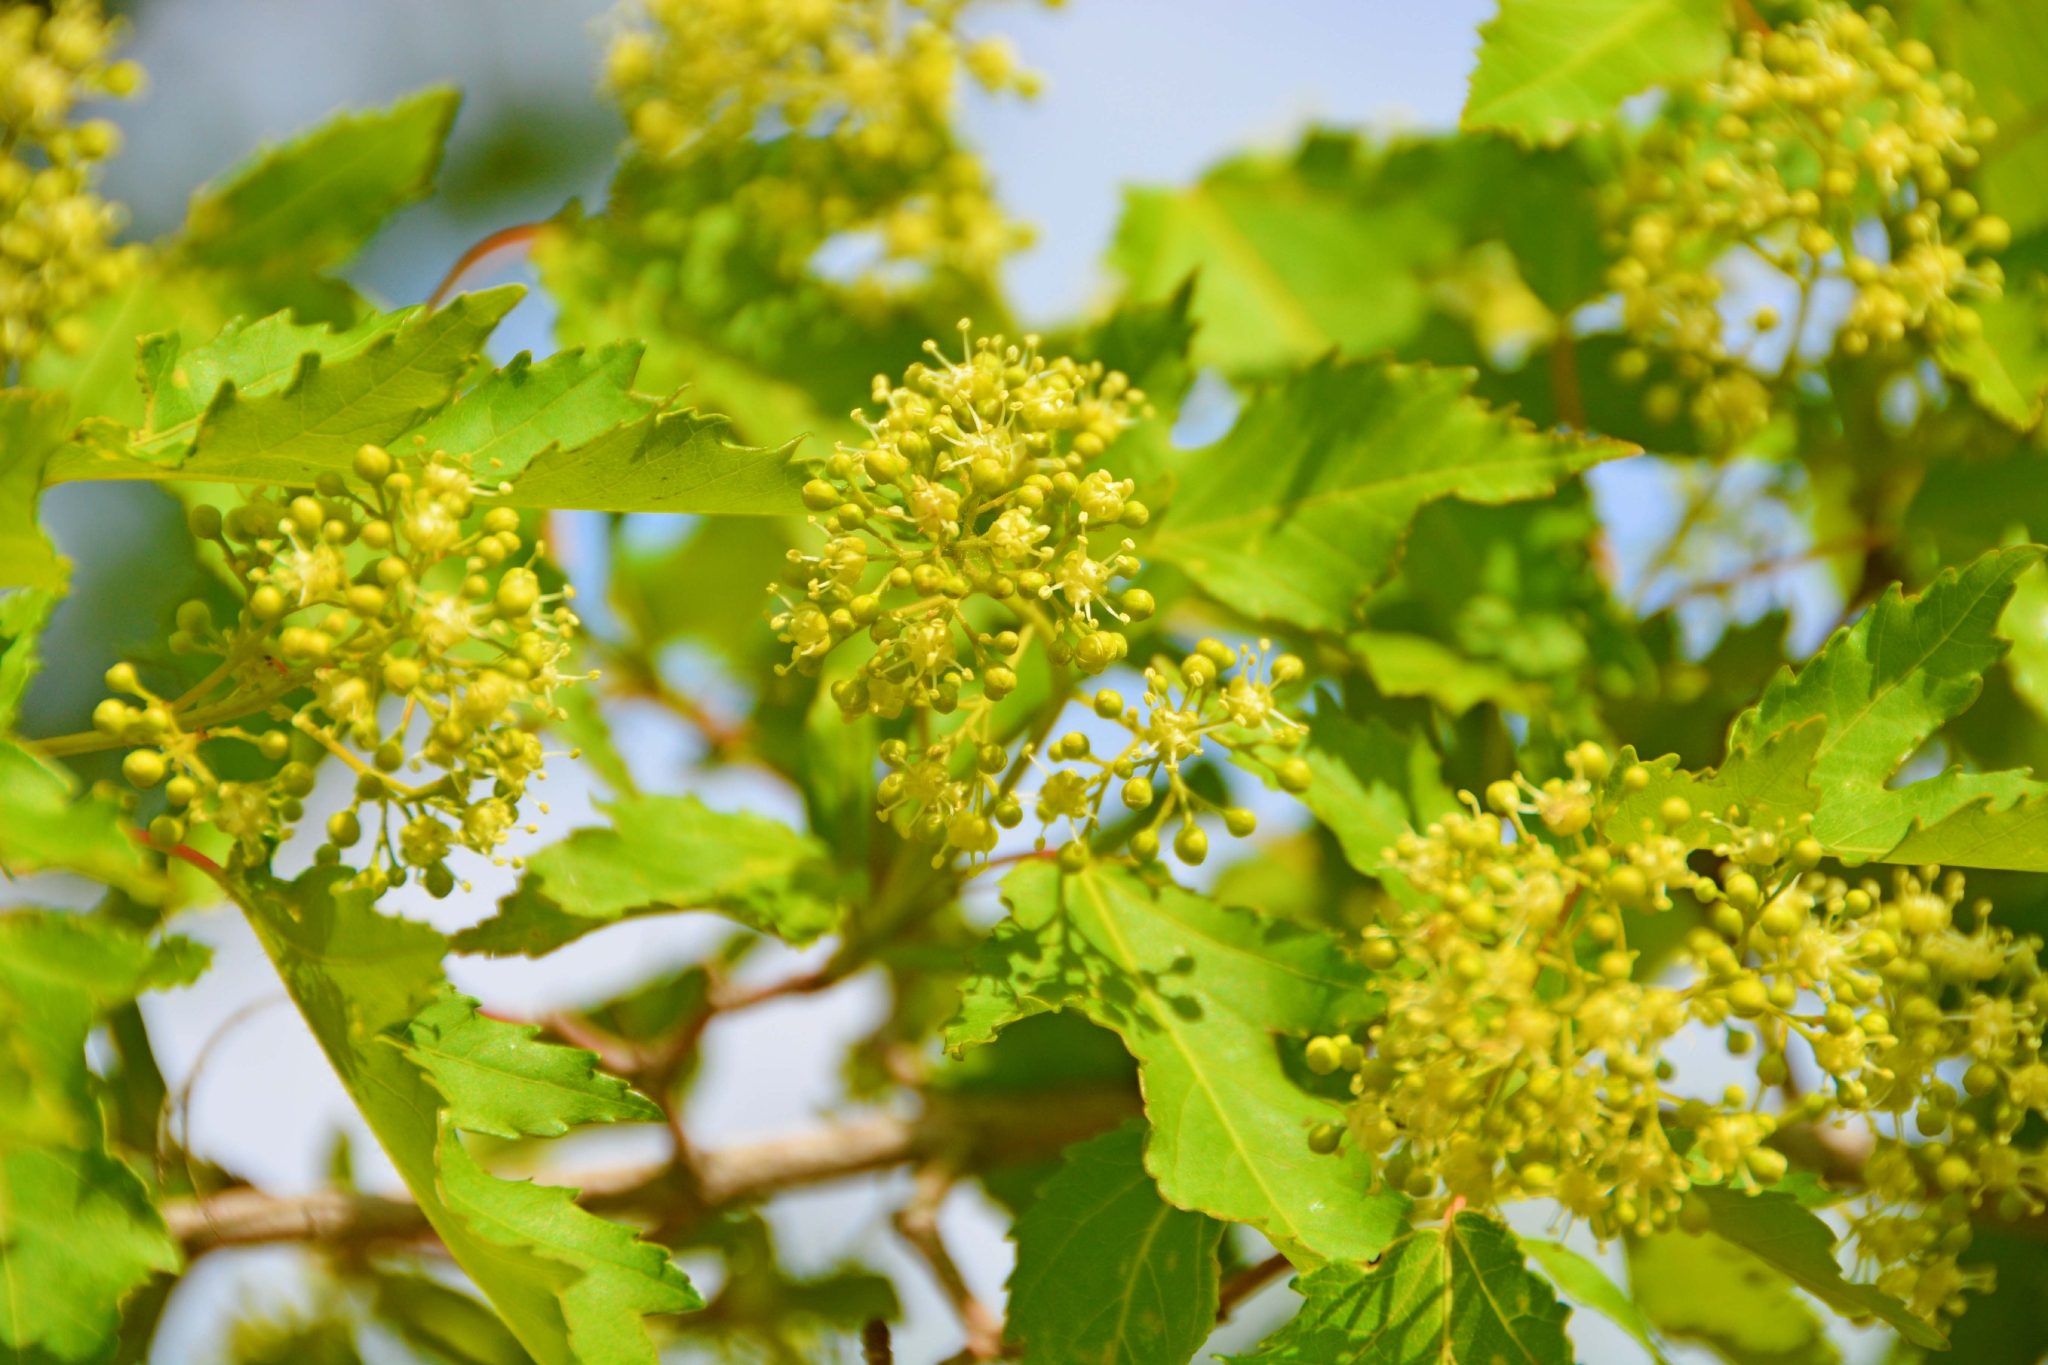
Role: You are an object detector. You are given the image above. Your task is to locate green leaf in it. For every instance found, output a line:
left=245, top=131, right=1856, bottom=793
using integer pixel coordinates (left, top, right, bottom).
left=947, top=861, right=1401, bottom=1266
left=1111, top=132, right=1609, bottom=379
left=613, top=515, right=796, bottom=655
left=1729, top=546, right=2048, bottom=864
left=1461, top=0, right=1730, bottom=146
left=1602, top=719, right=1826, bottom=850
left=1628, top=1230, right=1837, bottom=1365
left=0, top=389, right=70, bottom=590
left=371, top=1270, right=536, bottom=1365
left=1936, top=280, right=2048, bottom=431
left=1111, top=174, right=1446, bottom=376
left=20, top=267, right=215, bottom=428
left=485, top=406, right=804, bottom=516
left=1932, top=3, right=2048, bottom=237
left=1239, top=702, right=1452, bottom=891
left=1690, top=1184, right=1944, bottom=1350
left=179, top=88, right=461, bottom=282
left=452, top=795, right=840, bottom=958
left=1148, top=355, right=1630, bottom=633
left=0, top=911, right=184, bottom=1365
left=0, top=739, right=164, bottom=900
left=1233, top=1211, right=1572, bottom=1364
left=2005, top=551, right=2048, bottom=722
left=1349, top=629, right=1538, bottom=715
left=0, top=585, right=57, bottom=734
left=1520, top=1237, right=1667, bottom=1365
left=1005, top=1121, right=1224, bottom=1365
left=171, top=288, right=521, bottom=485
left=402, top=989, right=664, bottom=1139
left=48, top=289, right=522, bottom=487
left=408, top=340, right=657, bottom=487
left=545, top=677, right=640, bottom=799
left=45, top=296, right=806, bottom=516
left=1941, top=1230, right=2048, bottom=1365
left=0, top=1147, right=180, bottom=1365
left=434, top=1120, right=701, bottom=1364
left=236, top=867, right=699, bottom=1365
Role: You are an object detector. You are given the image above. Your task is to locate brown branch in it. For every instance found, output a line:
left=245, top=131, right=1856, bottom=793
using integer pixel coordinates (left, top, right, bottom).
left=161, top=1088, right=1139, bottom=1259
left=706, top=967, right=840, bottom=1014
left=1547, top=335, right=1586, bottom=431
left=167, top=1188, right=432, bottom=1258
left=893, top=1163, right=1004, bottom=1360
left=427, top=221, right=547, bottom=309
left=1216, top=1253, right=1291, bottom=1321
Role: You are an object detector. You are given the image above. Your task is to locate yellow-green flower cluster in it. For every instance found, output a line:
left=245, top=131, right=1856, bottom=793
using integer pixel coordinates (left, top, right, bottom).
left=604, top=0, right=1037, bottom=281
left=1032, top=639, right=1310, bottom=869
left=1607, top=3, right=2004, bottom=442
left=95, top=444, right=582, bottom=897
left=0, top=0, right=143, bottom=368
left=774, top=325, right=1158, bottom=860
left=1298, top=743, right=2048, bottom=1328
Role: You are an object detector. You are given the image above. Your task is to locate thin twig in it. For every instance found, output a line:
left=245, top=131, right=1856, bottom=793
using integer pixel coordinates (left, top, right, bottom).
left=1216, top=1253, right=1291, bottom=1322
left=893, top=1163, right=1004, bottom=1360
left=1548, top=334, right=1586, bottom=431
left=426, top=221, right=548, bottom=309
left=706, top=967, right=840, bottom=1013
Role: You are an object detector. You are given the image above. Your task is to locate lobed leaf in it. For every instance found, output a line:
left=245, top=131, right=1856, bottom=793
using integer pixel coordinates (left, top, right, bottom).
left=1691, top=1185, right=1943, bottom=1349
left=42, top=293, right=807, bottom=515
left=1462, top=0, right=1729, bottom=146
left=1232, top=1211, right=1573, bottom=1364
left=947, top=861, right=1401, bottom=1266
left=179, top=88, right=461, bottom=283
left=1601, top=718, right=1826, bottom=850
left=0, top=911, right=189, bottom=1365
left=237, top=867, right=699, bottom=1365
left=453, top=794, right=840, bottom=958
left=0, top=739, right=163, bottom=900
left=403, top=990, right=665, bottom=1140
left=1005, top=1121, right=1224, bottom=1365
left=1728, top=546, right=2048, bottom=865
left=408, top=340, right=656, bottom=486
left=1147, top=355, right=1630, bottom=634
left=486, top=405, right=804, bottom=515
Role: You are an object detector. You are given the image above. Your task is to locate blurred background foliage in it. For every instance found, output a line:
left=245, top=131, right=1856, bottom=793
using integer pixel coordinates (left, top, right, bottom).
left=29, top=0, right=2048, bottom=1360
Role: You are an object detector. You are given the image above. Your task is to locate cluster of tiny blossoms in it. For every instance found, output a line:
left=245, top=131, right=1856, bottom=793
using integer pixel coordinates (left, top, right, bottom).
left=1026, top=640, right=1310, bottom=870
left=773, top=326, right=1158, bottom=861
left=604, top=0, right=1037, bottom=279
left=1607, top=4, right=2006, bottom=442
left=92, top=444, right=582, bottom=897
left=0, top=0, right=143, bottom=368
left=772, top=327, right=1313, bottom=865
left=1297, top=743, right=2048, bottom=1326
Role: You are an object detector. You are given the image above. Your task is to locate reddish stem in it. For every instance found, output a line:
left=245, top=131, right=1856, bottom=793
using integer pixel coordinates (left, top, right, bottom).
left=128, top=827, right=224, bottom=879
left=427, top=222, right=547, bottom=309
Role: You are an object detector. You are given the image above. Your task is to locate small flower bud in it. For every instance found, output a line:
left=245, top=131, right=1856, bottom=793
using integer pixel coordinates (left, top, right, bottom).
left=352, top=445, right=393, bottom=482
left=121, top=750, right=166, bottom=789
